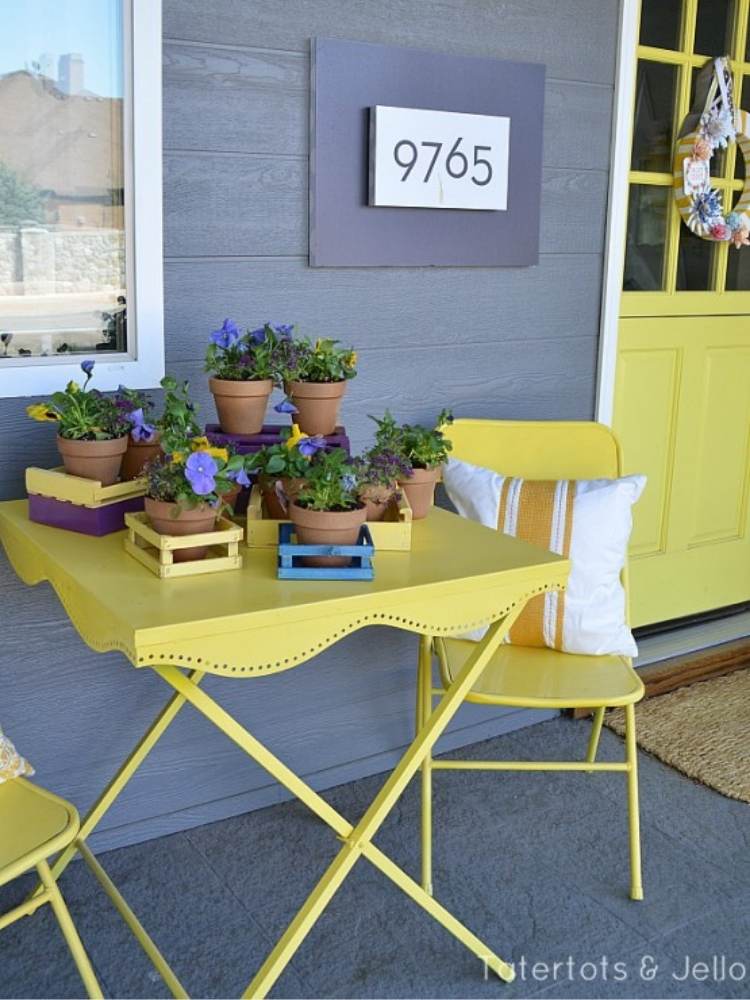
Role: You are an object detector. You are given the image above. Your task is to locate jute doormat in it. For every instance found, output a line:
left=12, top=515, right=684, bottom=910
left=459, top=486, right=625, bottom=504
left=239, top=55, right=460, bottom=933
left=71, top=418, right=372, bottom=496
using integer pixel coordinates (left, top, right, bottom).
left=606, top=668, right=750, bottom=803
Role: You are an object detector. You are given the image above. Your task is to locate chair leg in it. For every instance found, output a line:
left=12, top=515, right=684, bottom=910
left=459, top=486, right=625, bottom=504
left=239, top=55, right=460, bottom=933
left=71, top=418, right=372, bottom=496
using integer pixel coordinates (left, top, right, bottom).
left=586, top=707, right=606, bottom=763
left=418, top=636, right=434, bottom=896
left=36, top=859, right=102, bottom=999
left=624, top=703, right=644, bottom=901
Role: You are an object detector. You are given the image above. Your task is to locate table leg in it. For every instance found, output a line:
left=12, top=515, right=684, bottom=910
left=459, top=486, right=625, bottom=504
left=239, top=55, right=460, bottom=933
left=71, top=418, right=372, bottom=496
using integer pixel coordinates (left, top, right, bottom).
left=154, top=606, right=524, bottom=998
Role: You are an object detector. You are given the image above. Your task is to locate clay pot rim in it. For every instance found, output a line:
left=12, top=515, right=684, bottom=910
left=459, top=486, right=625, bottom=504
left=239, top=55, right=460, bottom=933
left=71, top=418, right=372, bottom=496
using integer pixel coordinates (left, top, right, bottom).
left=57, top=433, right=129, bottom=451
left=284, top=379, right=348, bottom=398
left=208, top=377, right=274, bottom=395
left=144, top=496, right=215, bottom=518
left=288, top=500, right=366, bottom=525
left=398, top=465, right=441, bottom=483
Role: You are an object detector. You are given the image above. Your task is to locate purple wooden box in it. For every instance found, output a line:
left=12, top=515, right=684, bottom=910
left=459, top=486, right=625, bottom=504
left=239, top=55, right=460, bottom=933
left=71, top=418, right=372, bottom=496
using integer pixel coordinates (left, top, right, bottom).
left=204, top=423, right=350, bottom=455
left=28, top=494, right=145, bottom=536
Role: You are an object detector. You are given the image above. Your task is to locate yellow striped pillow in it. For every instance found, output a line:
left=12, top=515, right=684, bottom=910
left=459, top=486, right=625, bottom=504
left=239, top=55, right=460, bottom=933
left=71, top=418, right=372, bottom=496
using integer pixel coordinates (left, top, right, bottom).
left=0, top=726, right=34, bottom=784
left=443, top=459, right=646, bottom=657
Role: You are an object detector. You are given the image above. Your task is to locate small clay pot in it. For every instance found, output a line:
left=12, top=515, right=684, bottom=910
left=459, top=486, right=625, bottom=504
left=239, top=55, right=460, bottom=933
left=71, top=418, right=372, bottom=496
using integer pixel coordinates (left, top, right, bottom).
left=259, top=475, right=307, bottom=520
left=288, top=501, right=366, bottom=567
left=398, top=467, right=441, bottom=519
left=209, top=377, right=273, bottom=435
left=144, top=497, right=217, bottom=562
left=121, top=433, right=161, bottom=481
left=359, top=483, right=397, bottom=522
left=285, top=380, right=346, bottom=436
left=57, top=434, right=128, bottom=485
left=218, top=481, right=241, bottom=513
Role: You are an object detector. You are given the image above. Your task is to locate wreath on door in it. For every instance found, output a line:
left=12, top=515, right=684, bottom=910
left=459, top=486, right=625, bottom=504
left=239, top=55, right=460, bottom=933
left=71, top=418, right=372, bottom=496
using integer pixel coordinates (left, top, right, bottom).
left=673, top=56, right=750, bottom=248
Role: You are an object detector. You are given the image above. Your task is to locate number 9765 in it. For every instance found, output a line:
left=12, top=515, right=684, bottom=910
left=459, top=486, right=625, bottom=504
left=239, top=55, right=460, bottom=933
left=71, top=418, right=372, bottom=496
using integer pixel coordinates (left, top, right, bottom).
left=393, top=137, right=493, bottom=186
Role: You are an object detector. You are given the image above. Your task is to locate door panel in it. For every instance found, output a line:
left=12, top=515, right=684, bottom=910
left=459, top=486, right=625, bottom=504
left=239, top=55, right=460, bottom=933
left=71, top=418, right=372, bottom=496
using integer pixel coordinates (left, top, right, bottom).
left=615, top=0, right=750, bottom=625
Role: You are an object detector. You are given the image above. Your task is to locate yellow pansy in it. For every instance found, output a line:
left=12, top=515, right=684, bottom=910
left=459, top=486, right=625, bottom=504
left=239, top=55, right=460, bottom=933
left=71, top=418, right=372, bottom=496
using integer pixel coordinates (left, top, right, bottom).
left=285, top=423, right=309, bottom=450
left=66, top=380, right=80, bottom=394
left=26, top=403, right=58, bottom=423
left=347, top=351, right=357, bottom=367
left=171, top=451, right=185, bottom=465
left=190, top=436, right=227, bottom=463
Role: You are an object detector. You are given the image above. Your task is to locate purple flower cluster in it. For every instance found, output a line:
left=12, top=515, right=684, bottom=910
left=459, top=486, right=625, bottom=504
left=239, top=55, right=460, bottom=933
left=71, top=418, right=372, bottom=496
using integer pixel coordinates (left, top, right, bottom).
left=128, top=407, right=156, bottom=443
left=210, top=318, right=241, bottom=349
left=365, top=448, right=412, bottom=485
left=298, top=435, right=326, bottom=458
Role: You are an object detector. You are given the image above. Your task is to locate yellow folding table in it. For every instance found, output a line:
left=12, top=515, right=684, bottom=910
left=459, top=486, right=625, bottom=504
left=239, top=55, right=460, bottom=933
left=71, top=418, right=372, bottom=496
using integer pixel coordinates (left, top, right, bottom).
left=0, top=499, right=568, bottom=998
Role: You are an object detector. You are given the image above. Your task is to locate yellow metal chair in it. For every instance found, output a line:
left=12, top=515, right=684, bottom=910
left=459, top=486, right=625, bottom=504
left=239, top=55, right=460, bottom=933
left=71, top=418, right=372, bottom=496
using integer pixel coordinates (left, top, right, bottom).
left=417, top=419, right=645, bottom=901
left=0, top=778, right=102, bottom=998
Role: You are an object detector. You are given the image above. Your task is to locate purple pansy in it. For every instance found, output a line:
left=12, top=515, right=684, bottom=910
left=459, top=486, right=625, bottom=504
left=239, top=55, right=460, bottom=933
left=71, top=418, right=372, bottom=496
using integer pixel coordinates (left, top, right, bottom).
left=248, top=326, right=267, bottom=345
left=80, top=359, right=95, bottom=377
left=127, top=407, right=156, bottom=443
left=274, top=398, right=299, bottom=415
left=228, top=466, right=252, bottom=488
left=274, top=323, right=294, bottom=338
left=210, top=318, right=241, bottom=349
left=341, top=472, right=358, bottom=492
left=298, top=435, right=327, bottom=458
left=184, top=451, right=218, bottom=495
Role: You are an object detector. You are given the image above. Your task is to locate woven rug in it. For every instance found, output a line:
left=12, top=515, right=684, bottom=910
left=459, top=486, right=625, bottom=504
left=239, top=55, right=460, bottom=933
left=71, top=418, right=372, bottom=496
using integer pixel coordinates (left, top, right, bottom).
left=606, top=668, right=750, bottom=803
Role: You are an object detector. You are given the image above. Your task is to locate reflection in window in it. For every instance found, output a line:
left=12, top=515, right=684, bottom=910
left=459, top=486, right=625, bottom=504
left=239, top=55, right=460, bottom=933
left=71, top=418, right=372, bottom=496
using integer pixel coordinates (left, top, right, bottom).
left=694, top=0, right=734, bottom=56
left=639, top=0, right=682, bottom=51
left=676, top=222, right=715, bottom=290
left=632, top=62, right=678, bottom=173
left=0, top=1, right=126, bottom=360
left=623, top=185, right=669, bottom=291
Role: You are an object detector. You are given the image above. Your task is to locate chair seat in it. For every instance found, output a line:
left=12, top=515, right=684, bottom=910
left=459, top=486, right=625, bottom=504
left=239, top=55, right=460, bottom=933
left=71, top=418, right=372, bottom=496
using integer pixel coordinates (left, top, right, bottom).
left=0, top=779, right=78, bottom=885
left=439, top=638, right=644, bottom=709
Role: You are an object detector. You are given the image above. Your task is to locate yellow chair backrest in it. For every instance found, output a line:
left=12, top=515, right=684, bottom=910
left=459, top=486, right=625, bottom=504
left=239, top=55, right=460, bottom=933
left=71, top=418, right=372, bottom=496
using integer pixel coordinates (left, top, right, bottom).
left=445, top=419, right=623, bottom=481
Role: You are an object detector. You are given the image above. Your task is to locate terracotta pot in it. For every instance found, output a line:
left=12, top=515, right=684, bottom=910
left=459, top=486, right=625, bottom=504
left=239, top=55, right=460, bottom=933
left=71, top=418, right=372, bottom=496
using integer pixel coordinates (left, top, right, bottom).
left=398, top=467, right=441, bottom=519
left=218, top=482, right=241, bottom=513
left=285, top=380, right=347, bottom=436
left=288, top=501, right=366, bottom=567
left=259, top=475, right=307, bottom=520
left=56, top=434, right=128, bottom=485
left=121, top=433, right=161, bottom=481
left=360, top=483, right=397, bottom=522
left=144, top=497, right=217, bottom=562
left=209, top=377, right=273, bottom=435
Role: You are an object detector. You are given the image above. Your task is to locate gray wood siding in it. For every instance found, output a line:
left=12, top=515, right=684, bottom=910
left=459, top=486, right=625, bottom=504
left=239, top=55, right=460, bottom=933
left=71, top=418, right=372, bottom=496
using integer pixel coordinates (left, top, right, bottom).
left=0, top=0, right=617, bottom=851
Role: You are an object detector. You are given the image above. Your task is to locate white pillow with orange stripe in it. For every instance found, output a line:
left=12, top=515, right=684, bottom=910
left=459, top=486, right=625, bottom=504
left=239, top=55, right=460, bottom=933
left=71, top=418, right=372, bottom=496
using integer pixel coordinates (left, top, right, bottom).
left=443, top=458, right=646, bottom=657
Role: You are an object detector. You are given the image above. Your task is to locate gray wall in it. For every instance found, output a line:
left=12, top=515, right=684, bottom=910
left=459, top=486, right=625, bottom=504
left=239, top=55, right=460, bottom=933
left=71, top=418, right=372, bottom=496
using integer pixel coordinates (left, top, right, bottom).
left=0, top=0, right=618, bottom=852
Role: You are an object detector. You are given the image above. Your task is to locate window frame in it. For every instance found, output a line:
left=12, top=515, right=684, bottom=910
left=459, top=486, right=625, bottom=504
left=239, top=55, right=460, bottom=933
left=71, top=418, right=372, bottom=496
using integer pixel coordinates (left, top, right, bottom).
left=0, top=0, right=164, bottom=398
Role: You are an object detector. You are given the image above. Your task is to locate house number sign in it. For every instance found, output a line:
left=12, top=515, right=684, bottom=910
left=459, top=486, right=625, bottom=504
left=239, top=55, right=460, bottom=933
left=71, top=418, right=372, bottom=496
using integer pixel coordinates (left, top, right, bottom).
left=369, top=105, right=510, bottom=211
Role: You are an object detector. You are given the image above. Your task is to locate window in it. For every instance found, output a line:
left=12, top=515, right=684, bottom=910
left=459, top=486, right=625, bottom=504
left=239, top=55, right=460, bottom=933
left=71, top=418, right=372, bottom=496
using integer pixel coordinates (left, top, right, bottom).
left=0, top=0, right=163, bottom=396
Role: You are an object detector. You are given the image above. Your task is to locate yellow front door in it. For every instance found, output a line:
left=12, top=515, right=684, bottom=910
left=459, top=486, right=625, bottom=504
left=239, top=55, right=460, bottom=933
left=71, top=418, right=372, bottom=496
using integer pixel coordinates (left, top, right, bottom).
left=615, top=0, right=750, bottom=626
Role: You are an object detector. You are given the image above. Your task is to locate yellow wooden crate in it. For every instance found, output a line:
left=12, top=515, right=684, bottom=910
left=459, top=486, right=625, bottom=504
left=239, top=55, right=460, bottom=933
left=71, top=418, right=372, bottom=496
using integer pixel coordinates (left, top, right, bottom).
left=124, top=512, right=243, bottom=578
left=26, top=467, right=146, bottom=509
left=245, top=486, right=412, bottom=551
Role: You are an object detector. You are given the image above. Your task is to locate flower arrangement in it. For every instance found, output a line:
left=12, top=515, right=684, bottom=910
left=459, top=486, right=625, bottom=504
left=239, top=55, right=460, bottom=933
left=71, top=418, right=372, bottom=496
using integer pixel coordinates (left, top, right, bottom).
left=354, top=446, right=411, bottom=520
left=293, top=446, right=360, bottom=513
left=114, top=386, right=157, bottom=443
left=370, top=409, right=454, bottom=470
left=250, top=424, right=327, bottom=517
left=26, top=360, right=132, bottom=484
left=369, top=409, right=454, bottom=519
left=278, top=337, right=357, bottom=436
left=205, top=319, right=291, bottom=383
left=145, top=376, right=252, bottom=512
left=26, top=360, right=129, bottom=441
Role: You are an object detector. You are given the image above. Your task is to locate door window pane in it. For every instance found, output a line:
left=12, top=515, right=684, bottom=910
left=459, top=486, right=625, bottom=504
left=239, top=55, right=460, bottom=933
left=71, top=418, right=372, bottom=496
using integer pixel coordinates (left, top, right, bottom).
left=632, top=62, right=678, bottom=173
left=0, top=0, right=126, bottom=361
left=676, top=223, right=716, bottom=289
left=624, top=185, right=669, bottom=291
left=640, top=0, right=682, bottom=50
left=694, top=0, right=734, bottom=55
left=724, top=241, right=750, bottom=287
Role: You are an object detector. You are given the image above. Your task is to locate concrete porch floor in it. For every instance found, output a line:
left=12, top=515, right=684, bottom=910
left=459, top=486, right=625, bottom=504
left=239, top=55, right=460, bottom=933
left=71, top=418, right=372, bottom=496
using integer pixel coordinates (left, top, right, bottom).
left=1, top=716, right=749, bottom=999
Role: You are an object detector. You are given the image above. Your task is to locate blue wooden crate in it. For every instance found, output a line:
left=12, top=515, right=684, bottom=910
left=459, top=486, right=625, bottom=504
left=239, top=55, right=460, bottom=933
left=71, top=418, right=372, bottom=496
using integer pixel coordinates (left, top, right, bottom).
left=277, top=523, right=375, bottom=580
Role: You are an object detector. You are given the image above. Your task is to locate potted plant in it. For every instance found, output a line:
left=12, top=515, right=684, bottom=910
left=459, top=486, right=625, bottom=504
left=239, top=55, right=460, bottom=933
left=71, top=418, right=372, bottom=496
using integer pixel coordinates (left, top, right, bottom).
left=26, top=360, right=130, bottom=484
left=288, top=447, right=365, bottom=566
left=277, top=335, right=357, bottom=436
left=249, top=423, right=326, bottom=519
left=115, top=386, right=160, bottom=480
left=370, top=409, right=453, bottom=519
left=145, top=376, right=251, bottom=561
left=354, top=446, right=411, bottom=521
left=205, top=319, right=290, bottom=435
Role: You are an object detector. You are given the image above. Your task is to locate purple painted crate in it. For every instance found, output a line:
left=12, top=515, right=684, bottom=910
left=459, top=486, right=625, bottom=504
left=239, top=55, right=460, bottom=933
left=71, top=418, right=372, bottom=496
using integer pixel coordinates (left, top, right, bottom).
left=28, top=494, right=145, bottom=536
left=204, top=423, right=350, bottom=455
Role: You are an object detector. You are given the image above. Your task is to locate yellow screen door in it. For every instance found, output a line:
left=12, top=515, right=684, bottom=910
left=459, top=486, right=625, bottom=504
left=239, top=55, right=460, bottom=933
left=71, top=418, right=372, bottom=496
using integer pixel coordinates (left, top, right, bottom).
left=615, top=0, right=750, bottom=627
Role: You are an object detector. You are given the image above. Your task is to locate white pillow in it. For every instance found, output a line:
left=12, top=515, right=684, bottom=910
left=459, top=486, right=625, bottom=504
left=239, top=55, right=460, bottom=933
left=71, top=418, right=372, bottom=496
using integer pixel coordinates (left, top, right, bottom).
left=0, top=726, right=34, bottom=784
left=443, top=457, right=646, bottom=657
